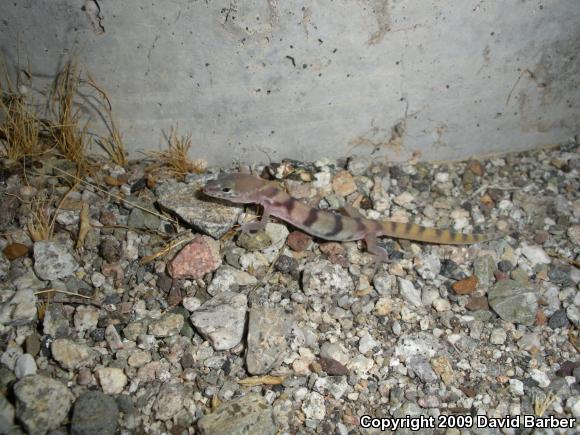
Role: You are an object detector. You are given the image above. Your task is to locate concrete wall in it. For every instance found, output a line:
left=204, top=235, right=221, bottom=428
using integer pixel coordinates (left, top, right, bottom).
left=1, top=0, right=579, bottom=165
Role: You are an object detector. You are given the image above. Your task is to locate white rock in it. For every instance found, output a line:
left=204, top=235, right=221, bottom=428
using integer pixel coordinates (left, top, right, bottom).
left=74, top=306, right=99, bottom=332
left=530, top=369, right=551, bottom=388
left=398, top=278, right=422, bottom=306
left=206, top=265, right=257, bottom=295
left=33, top=240, right=78, bottom=281
left=14, top=354, right=37, bottom=378
left=490, top=328, right=507, bottom=345
left=358, top=332, right=380, bottom=354
left=509, top=379, right=524, bottom=396
left=432, top=298, right=451, bottom=312
left=96, top=367, right=127, bottom=394
left=190, top=292, right=247, bottom=351
left=301, top=392, right=326, bottom=420
left=521, top=243, right=551, bottom=266
left=182, top=297, right=202, bottom=312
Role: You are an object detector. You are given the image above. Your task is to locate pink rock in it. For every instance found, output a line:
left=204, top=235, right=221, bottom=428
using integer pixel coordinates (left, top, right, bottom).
left=168, top=235, right=221, bottom=279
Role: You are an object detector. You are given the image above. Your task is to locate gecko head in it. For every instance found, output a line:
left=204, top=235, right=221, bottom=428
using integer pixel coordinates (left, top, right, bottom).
left=203, top=173, right=264, bottom=204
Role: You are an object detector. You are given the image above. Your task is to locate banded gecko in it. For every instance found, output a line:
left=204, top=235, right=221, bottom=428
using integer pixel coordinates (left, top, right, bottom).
left=203, top=173, right=501, bottom=262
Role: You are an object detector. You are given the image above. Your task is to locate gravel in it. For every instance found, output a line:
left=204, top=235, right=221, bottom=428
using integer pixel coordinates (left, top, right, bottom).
left=1, top=144, right=579, bottom=433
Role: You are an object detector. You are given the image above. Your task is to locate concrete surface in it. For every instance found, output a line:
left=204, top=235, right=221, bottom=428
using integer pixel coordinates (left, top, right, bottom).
left=1, top=0, right=579, bottom=165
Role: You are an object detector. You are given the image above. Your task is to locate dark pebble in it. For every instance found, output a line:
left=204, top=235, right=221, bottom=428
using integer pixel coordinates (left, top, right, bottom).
left=275, top=255, right=298, bottom=275
left=24, top=334, right=41, bottom=357
left=556, top=361, right=579, bottom=377
left=90, top=328, right=106, bottom=342
left=497, top=260, right=513, bottom=273
left=440, top=259, right=466, bottom=280
left=548, top=265, right=573, bottom=286
left=318, top=357, right=348, bottom=376
left=100, top=237, right=121, bottom=263
left=548, top=309, right=570, bottom=329
left=156, top=272, right=173, bottom=294
left=71, top=391, right=119, bottom=435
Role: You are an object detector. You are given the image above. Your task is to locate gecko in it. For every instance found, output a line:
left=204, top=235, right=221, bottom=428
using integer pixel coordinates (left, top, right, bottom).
left=203, top=173, right=501, bottom=262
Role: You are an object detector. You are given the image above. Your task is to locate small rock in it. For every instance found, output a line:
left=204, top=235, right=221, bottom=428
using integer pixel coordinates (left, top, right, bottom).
left=0, top=288, right=37, bottom=326
left=497, top=260, right=513, bottom=273
left=51, top=339, right=94, bottom=370
left=207, top=265, right=257, bottom=295
left=521, top=242, right=551, bottom=266
left=14, top=354, right=37, bottom=379
left=43, top=304, right=71, bottom=337
left=74, top=306, right=100, bottom=332
left=567, top=225, right=580, bottom=245
left=490, top=328, right=507, bottom=345
left=393, top=192, right=415, bottom=208
left=332, top=170, right=357, bottom=196
left=302, top=260, right=354, bottom=296
left=358, top=332, right=380, bottom=354
left=236, top=228, right=272, bottom=251
left=246, top=307, right=292, bottom=375
left=318, top=357, right=348, bottom=376
left=548, top=265, right=573, bottom=286
left=374, top=297, right=393, bottom=316
left=432, top=298, right=451, bottom=312
left=24, top=334, right=41, bottom=357
left=548, top=309, right=570, bottom=329
left=415, top=254, right=441, bottom=280
left=452, top=275, right=478, bottom=295
left=509, top=379, right=524, bottom=396
left=197, top=393, right=275, bottom=435
left=407, top=355, right=438, bottom=383
left=320, top=342, right=350, bottom=366
left=148, top=313, right=184, bottom=337
left=529, top=369, right=551, bottom=388
left=286, top=231, right=312, bottom=252
left=128, top=350, right=151, bottom=368
left=154, top=384, right=186, bottom=421
left=313, top=376, right=349, bottom=400
left=431, top=356, right=454, bottom=385
left=95, top=367, right=127, bottom=395
left=301, top=391, right=326, bottom=420
left=473, top=255, right=495, bottom=289
left=13, top=375, right=73, bottom=434
left=182, top=297, right=202, bottom=312
left=71, top=391, right=119, bottom=435
left=168, top=235, right=221, bottom=279
left=567, top=305, right=580, bottom=328
left=190, top=291, right=247, bottom=350
left=0, top=393, right=16, bottom=434
left=3, top=242, right=28, bottom=260
left=105, top=325, right=124, bottom=351
left=465, top=296, right=489, bottom=311
left=33, top=240, right=78, bottom=281
left=398, top=278, right=422, bottom=306
left=488, top=279, right=538, bottom=326
left=157, top=179, right=242, bottom=239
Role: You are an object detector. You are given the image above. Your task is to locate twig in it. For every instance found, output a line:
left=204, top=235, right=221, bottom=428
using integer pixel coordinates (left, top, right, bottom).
left=34, top=288, right=93, bottom=300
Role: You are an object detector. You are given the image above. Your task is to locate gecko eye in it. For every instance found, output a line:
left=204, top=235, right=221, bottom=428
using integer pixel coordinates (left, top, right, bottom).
left=221, top=187, right=232, bottom=193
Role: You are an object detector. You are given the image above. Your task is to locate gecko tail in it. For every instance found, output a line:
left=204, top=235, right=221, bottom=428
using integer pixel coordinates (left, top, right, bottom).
left=379, top=221, right=503, bottom=245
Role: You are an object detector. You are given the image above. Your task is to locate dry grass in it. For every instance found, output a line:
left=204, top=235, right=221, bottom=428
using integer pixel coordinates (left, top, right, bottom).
left=50, top=58, right=89, bottom=172
left=87, top=74, right=127, bottom=166
left=0, top=59, right=47, bottom=162
left=147, top=124, right=207, bottom=180
left=26, top=194, right=56, bottom=242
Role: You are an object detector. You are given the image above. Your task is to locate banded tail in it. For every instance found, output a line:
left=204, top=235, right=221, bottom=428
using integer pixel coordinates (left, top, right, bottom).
left=379, top=220, right=501, bottom=245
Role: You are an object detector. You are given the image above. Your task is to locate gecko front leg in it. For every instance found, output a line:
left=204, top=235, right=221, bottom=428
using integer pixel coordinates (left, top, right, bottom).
left=241, top=205, right=271, bottom=234
left=364, top=232, right=390, bottom=273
